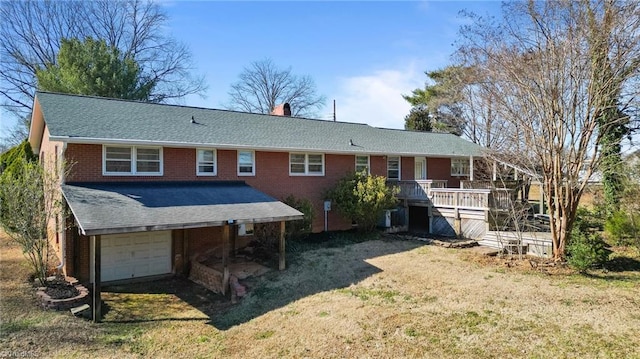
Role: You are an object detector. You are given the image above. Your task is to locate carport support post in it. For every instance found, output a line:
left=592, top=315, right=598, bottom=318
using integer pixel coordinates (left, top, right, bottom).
left=221, top=224, right=230, bottom=295
left=279, top=221, right=286, bottom=270
left=92, top=235, right=102, bottom=323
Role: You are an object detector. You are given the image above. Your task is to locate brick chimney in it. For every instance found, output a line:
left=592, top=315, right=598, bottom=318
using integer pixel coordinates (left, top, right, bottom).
left=271, top=103, right=291, bottom=117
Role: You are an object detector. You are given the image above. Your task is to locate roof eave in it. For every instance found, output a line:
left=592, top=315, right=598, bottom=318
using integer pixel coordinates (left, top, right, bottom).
left=49, top=135, right=483, bottom=158
left=79, top=214, right=304, bottom=236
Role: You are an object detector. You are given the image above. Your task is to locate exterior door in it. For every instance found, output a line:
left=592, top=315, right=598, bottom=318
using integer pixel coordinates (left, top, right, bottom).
left=414, top=157, right=427, bottom=180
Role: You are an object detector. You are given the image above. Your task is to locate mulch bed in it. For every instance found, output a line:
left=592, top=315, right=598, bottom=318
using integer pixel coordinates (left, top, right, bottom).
left=44, top=276, right=80, bottom=299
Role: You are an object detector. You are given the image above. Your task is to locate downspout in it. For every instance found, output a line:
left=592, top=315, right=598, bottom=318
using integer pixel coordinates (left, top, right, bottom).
left=56, top=142, right=68, bottom=273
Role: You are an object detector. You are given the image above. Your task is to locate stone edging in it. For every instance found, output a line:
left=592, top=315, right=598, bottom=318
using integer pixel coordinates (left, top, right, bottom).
left=383, top=233, right=479, bottom=248
left=36, top=276, right=90, bottom=311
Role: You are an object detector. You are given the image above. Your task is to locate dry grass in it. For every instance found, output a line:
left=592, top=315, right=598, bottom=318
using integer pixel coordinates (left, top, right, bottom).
left=1, top=230, right=639, bottom=359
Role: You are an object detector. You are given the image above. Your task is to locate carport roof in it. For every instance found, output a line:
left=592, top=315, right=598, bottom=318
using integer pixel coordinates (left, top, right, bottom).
left=62, top=181, right=304, bottom=236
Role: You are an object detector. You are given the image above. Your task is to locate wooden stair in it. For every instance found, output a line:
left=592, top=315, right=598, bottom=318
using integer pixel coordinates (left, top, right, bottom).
left=478, top=231, right=528, bottom=254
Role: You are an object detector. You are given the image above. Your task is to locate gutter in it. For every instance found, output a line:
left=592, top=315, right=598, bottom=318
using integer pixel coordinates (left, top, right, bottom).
left=48, top=135, right=483, bottom=158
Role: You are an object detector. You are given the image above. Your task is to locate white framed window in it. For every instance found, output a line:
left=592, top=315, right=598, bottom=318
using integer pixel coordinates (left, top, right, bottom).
left=289, top=153, right=325, bottom=176
left=136, top=147, right=161, bottom=174
left=196, top=148, right=217, bottom=176
left=451, top=158, right=470, bottom=176
left=238, top=150, right=255, bottom=176
left=238, top=223, right=254, bottom=236
left=103, top=145, right=162, bottom=175
left=355, top=155, right=370, bottom=174
left=387, top=156, right=400, bottom=180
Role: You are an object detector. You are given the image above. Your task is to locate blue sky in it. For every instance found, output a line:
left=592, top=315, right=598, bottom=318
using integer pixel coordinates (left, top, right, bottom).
left=0, top=1, right=502, bottom=135
left=162, top=1, right=502, bottom=129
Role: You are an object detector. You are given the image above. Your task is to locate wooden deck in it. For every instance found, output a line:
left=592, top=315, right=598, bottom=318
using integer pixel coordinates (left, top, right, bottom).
left=392, top=180, right=540, bottom=242
left=395, top=180, right=514, bottom=211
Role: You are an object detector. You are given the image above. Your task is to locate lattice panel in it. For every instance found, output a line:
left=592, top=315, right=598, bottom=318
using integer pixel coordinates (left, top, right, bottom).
left=461, top=218, right=487, bottom=240
left=432, top=216, right=456, bottom=237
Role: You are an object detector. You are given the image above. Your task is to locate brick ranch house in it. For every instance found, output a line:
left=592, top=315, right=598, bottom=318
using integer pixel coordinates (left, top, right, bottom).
left=28, top=91, right=484, bottom=318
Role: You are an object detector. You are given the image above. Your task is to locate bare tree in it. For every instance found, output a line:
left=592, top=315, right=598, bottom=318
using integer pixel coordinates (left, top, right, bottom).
left=227, top=58, right=325, bottom=117
left=0, top=0, right=205, bottom=145
left=0, top=156, right=65, bottom=286
left=404, top=65, right=515, bottom=151
left=456, top=0, right=640, bottom=260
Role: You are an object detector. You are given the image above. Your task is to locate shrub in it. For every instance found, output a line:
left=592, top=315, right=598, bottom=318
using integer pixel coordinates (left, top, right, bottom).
left=252, top=222, right=280, bottom=258
left=252, top=196, right=315, bottom=258
left=567, top=228, right=611, bottom=273
left=0, top=140, right=38, bottom=179
left=282, top=195, right=314, bottom=240
left=573, top=207, right=604, bottom=233
left=325, top=170, right=399, bottom=232
left=605, top=210, right=639, bottom=246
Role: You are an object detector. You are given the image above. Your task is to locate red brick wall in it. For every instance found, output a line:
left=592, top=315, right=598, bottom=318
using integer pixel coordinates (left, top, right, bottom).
left=64, top=143, right=459, bottom=232
left=370, top=155, right=386, bottom=177
left=187, top=227, right=224, bottom=259
left=427, top=157, right=462, bottom=188
left=401, top=157, right=414, bottom=181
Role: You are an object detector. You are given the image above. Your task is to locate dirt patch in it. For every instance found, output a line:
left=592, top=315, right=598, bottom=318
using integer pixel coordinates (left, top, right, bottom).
left=461, top=249, right=575, bottom=275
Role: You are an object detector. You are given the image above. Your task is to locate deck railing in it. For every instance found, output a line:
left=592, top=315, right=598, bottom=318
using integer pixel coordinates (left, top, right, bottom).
left=430, top=188, right=514, bottom=211
left=395, top=180, right=448, bottom=200
left=460, top=179, right=522, bottom=190
left=394, top=180, right=516, bottom=210
left=488, top=188, right=514, bottom=210
left=430, top=188, right=491, bottom=210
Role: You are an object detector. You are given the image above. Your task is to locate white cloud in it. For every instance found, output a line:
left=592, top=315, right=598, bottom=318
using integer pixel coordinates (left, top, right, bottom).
left=331, top=63, right=425, bottom=129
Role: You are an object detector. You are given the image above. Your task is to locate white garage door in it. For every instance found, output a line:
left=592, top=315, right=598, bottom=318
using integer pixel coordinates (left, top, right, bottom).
left=99, top=231, right=172, bottom=282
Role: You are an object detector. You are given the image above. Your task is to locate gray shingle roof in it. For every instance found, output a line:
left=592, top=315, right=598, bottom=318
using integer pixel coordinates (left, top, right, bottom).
left=62, top=181, right=303, bottom=236
left=37, top=91, right=482, bottom=157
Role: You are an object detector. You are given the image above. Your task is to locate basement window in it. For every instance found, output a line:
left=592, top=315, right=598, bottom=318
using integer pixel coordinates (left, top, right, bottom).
left=238, top=223, right=254, bottom=236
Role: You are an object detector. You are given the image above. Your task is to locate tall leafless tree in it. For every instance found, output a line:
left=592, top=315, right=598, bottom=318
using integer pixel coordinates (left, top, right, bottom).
left=0, top=0, right=205, bottom=145
left=404, top=65, right=515, bottom=151
left=456, top=0, right=640, bottom=260
left=226, top=58, right=325, bottom=117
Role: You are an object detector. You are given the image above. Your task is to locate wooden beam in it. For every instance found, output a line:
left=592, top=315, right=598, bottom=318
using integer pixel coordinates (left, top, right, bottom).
left=92, top=235, right=102, bottom=323
left=221, top=224, right=230, bottom=295
left=231, top=225, right=237, bottom=257
left=469, top=155, right=474, bottom=182
left=279, top=221, right=286, bottom=270
left=183, top=229, right=189, bottom=276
